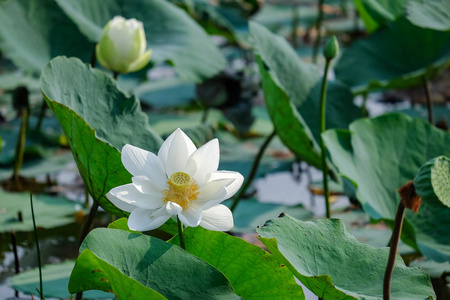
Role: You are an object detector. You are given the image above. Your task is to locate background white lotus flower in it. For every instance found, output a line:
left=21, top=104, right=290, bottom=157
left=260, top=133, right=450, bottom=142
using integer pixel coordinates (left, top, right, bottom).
left=107, top=128, right=244, bottom=232
left=96, top=16, right=152, bottom=74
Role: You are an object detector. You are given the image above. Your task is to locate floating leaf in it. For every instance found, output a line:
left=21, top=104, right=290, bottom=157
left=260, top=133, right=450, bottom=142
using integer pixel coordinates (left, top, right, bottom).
left=257, top=214, right=435, bottom=300
left=69, top=228, right=240, bottom=299
left=10, top=260, right=111, bottom=299
left=0, top=189, right=83, bottom=233
left=41, top=56, right=163, bottom=216
left=0, top=0, right=93, bottom=74
left=323, top=113, right=450, bottom=261
left=55, top=0, right=225, bottom=82
left=169, top=226, right=304, bottom=299
left=415, top=156, right=450, bottom=207
left=335, top=16, right=450, bottom=94
left=407, top=0, right=450, bottom=31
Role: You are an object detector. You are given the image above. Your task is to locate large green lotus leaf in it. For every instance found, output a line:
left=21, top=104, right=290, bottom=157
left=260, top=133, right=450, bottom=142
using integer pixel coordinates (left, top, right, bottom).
left=255, top=55, right=321, bottom=168
left=353, top=0, right=419, bottom=32
left=336, top=16, right=450, bottom=94
left=54, top=0, right=225, bottom=82
left=69, top=228, right=240, bottom=299
left=407, top=0, right=450, bottom=32
left=41, top=57, right=163, bottom=216
left=322, top=113, right=450, bottom=261
left=41, top=57, right=162, bottom=151
left=250, top=22, right=361, bottom=168
left=169, top=226, right=304, bottom=299
left=9, top=260, right=111, bottom=299
left=257, top=215, right=436, bottom=300
left=0, top=0, right=93, bottom=74
left=0, top=189, right=84, bottom=233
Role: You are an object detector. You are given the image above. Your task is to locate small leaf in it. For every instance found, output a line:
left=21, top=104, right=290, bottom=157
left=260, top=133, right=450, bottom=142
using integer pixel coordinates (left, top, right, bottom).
left=257, top=215, right=436, bottom=300
left=9, top=260, right=111, bottom=299
left=0, top=190, right=84, bottom=233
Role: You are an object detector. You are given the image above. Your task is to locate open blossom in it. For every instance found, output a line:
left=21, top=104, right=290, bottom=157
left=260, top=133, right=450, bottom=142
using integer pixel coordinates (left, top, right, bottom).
left=107, top=129, right=243, bottom=231
left=96, top=16, right=152, bottom=74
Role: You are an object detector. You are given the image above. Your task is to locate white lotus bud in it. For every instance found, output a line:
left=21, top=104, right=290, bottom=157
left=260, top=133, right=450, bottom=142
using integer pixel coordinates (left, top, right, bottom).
left=96, top=16, right=152, bottom=74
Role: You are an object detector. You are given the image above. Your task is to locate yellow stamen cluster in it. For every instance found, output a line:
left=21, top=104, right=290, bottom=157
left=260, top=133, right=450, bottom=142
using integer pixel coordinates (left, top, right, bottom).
left=162, top=172, right=199, bottom=210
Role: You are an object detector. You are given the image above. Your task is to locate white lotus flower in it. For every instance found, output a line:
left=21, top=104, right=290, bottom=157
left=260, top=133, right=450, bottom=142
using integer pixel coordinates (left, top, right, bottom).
left=106, top=129, right=243, bottom=232
left=96, top=16, right=152, bottom=74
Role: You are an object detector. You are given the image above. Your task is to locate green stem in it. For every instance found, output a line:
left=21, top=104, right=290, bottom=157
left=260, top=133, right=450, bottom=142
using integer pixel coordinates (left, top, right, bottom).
left=90, top=46, right=97, bottom=68
left=13, top=106, right=29, bottom=181
left=230, top=130, right=276, bottom=212
left=76, top=199, right=99, bottom=300
left=30, top=194, right=43, bottom=298
left=201, top=107, right=210, bottom=124
left=361, top=91, right=369, bottom=117
left=312, top=0, right=325, bottom=63
left=422, top=75, right=433, bottom=125
left=383, top=202, right=406, bottom=300
left=78, top=200, right=99, bottom=247
left=319, top=59, right=331, bottom=218
left=113, top=71, right=119, bottom=80
left=35, top=100, right=47, bottom=133
left=177, top=216, right=186, bottom=250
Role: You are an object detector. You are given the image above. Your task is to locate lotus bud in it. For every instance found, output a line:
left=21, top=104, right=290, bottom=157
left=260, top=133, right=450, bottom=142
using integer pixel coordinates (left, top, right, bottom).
left=96, top=16, right=152, bottom=74
left=323, top=36, right=339, bottom=60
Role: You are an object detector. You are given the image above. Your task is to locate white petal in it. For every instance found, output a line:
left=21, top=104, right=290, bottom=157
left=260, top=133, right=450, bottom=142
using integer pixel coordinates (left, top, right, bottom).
left=200, top=205, right=233, bottom=231
left=195, top=184, right=228, bottom=210
left=132, top=176, right=165, bottom=196
left=166, top=202, right=182, bottom=215
left=158, top=129, right=196, bottom=177
left=178, top=207, right=202, bottom=227
left=121, top=144, right=167, bottom=188
left=128, top=207, right=170, bottom=231
left=107, top=184, right=163, bottom=210
left=106, top=189, right=137, bottom=213
left=185, top=139, right=220, bottom=186
left=206, top=171, right=244, bottom=198
left=195, top=171, right=244, bottom=210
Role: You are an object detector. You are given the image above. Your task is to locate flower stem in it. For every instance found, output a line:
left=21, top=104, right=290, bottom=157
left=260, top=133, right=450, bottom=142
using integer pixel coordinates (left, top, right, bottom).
left=113, top=71, right=119, bottom=80
left=319, top=59, right=331, bottom=218
left=78, top=200, right=99, bottom=247
left=30, top=194, right=43, bottom=298
left=422, top=75, right=433, bottom=125
left=230, top=130, right=276, bottom=212
left=35, top=99, right=47, bottom=133
left=312, top=0, right=325, bottom=64
left=201, top=107, right=210, bottom=124
left=13, top=105, right=29, bottom=182
left=177, top=216, right=186, bottom=250
left=383, top=201, right=406, bottom=300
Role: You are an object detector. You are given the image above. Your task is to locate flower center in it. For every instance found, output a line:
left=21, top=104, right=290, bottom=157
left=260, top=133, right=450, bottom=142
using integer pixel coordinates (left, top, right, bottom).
left=162, top=172, right=199, bottom=210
